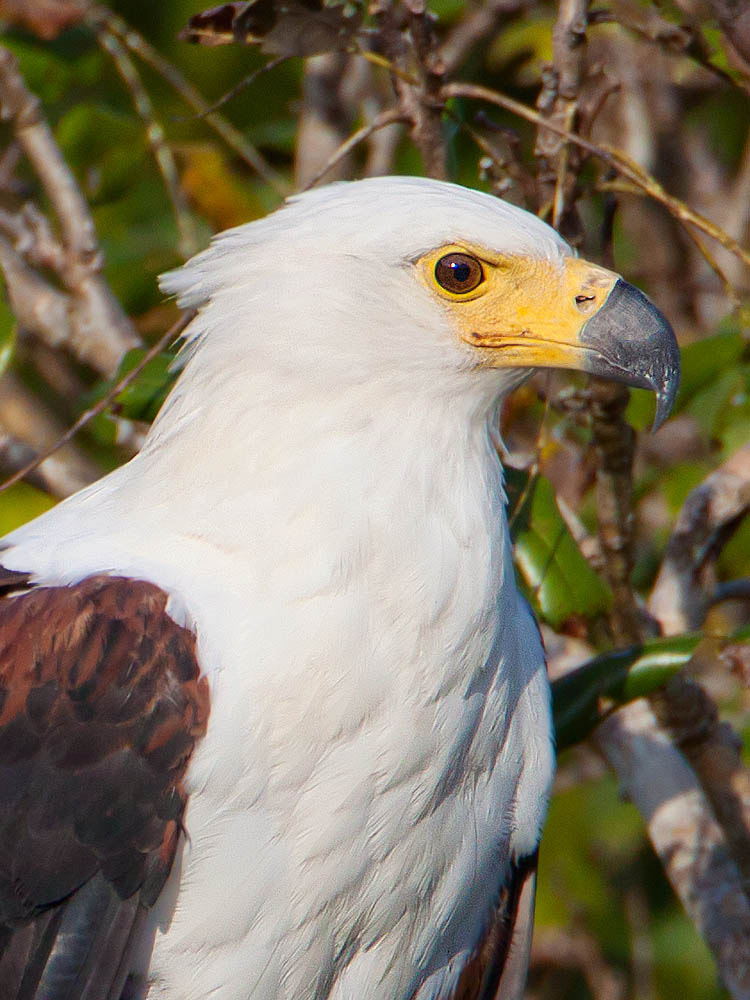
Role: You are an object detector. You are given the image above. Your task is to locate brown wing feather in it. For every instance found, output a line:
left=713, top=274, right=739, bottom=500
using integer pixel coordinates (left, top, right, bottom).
left=0, top=572, right=209, bottom=999
left=452, top=850, right=538, bottom=1000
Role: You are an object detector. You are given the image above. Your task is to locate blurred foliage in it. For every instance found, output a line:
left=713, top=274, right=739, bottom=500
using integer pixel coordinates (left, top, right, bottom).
left=0, top=0, right=747, bottom=998
left=508, top=466, right=612, bottom=628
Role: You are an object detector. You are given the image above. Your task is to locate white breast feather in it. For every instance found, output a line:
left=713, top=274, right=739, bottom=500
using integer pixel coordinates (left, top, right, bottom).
left=0, top=177, right=557, bottom=1000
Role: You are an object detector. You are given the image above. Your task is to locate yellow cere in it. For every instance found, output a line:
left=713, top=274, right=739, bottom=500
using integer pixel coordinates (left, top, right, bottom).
left=417, top=245, right=620, bottom=371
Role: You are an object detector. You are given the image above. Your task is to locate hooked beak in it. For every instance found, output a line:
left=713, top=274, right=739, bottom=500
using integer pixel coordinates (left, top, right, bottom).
left=419, top=250, right=681, bottom=430
left=577, top=279, right=680, bottom=430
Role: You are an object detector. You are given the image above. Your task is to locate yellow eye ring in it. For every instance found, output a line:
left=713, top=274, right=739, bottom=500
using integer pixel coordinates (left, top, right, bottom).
left=434, top=253, right=484, bottom=295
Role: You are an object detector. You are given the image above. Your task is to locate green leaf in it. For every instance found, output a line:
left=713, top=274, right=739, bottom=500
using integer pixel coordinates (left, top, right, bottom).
left=487, top=14, right=555, bottom=86
left=0, top=483, right=55, bottom=535
left=675, top=326, right=746, bottom=412
left=627, top=325, right=747, bottom=431
left=507, top=468, right=611, bottom=628
left=552, top=633, right=702, bottom=751
left=0, top=291, right=17, bottom=378
left=94, top=348, right=177, bottom=423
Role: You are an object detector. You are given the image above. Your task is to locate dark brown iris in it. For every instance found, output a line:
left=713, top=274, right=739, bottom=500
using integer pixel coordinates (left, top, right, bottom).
left=434, top=253, right=484, bottom=294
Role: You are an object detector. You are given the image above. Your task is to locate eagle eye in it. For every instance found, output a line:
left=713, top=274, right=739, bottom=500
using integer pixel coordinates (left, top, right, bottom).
left=435, top=253, right=484, bottom=294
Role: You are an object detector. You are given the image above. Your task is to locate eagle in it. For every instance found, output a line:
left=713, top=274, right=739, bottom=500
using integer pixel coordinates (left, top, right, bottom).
left=0, top=177, right=679, bottom=1000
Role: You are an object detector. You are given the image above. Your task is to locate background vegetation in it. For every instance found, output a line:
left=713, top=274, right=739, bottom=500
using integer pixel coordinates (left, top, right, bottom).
left=0, top=0, right=747, bottom=997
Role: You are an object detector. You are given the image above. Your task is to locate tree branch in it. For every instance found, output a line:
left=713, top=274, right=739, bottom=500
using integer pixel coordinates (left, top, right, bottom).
left=0, top=310, right=194, bottom=497
left=0, top=45, right=139, bottom=375
left=535, top=0, right=589, bottom=232
left=441, top=81, right=750, bottom=271
left=596, top=699, right=750, bottom=1000
left=86, top=7, right=289, bottom=197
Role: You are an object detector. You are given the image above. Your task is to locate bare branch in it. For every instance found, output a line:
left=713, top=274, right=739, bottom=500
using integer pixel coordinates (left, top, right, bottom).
left=93, top=25, right=201, bottom=259
left=370, top=0, right=446, bottom=179
left=0, top=430, right=89, bottom=498
left=647, top=445, right=750, bottom=896
left=0, top=311, right=194, bottom=497
left=588, top=378, right=644, bottom=645
left=535, top=0, right=589, bottom=232
left=650, top=445, right=750, bottom=635
left=88, top=7, right=289, bottom=197
left=596, top=699, right=750, bottom=1000
left=0, top=372, right=100, bottom=495
left=301, top=109, right=407, bottom=191
left=441, top=81, right=750, bottom=270
left=705, top=0, right=750, bottom=65
left=0, top=234, right=72, bottom=349
left=530, top=926, right=626, bottom=1000
left=0, top=45, right=139, bottom=375
left=296, top=53, right=356, bottom=189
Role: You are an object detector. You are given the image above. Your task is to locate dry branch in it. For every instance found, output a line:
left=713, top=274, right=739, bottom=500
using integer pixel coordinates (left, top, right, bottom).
left=0, top=311, right=194, bottom=497
left=588, top=378, right=644, bottom=645
left=0, top=431, right=88, bottom=498
left=596, top=699, right=750, bottom=1000
left=535, top=0, right=588, bottom=231
left=441, top=81, right=750, bottom=272
left=94, top=25, right=201, bottom=259
left=0, top=44, right=139, bottom=375
left=296, top=53, right=356, bottom=189
left=439, top=0, right=532, bottom=76
left=371, top=0, right=447, bottom=179
left=0, top=371, right=99, bottom=496
left=648, top=444, right=750, bottom=898
left=86, top=7, right=289, bottom=196
left=650, top=445, right=750, bottom=635
left=301, top=108, right=407, bottom=190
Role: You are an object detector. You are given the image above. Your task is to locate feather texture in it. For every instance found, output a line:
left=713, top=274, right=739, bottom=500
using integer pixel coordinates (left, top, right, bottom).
left=0, top=177, right=559, bottom=999
left=0, top=576, right=208, bottom=999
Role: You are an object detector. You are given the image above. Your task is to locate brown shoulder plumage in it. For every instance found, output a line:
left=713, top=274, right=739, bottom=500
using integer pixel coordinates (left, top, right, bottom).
left=0, top=572, right=209, bottom=999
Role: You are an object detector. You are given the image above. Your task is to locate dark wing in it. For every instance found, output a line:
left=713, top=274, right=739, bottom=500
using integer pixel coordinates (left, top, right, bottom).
left=453, top=850, right=538, bottom=1000
left=0, top=571, right=209, bottom=1000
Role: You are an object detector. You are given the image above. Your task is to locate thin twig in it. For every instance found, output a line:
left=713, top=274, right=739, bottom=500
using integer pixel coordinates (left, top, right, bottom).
left=0, top=233, right=72, bottom=349
left=0, top=431, right=88, bottom=498
left=0, top=371, right=101, bottom=495
left=441, top=81, right=750, bottom=269
left=535, top=0, right=589, bottom=234
left=609, top=0, right=747, bottom=95
left=94, top=25, right=201, bottom=259
left=0, top=311, right=194, bottom=497
left=0, top=44, right=139, bottom=374
left=588, top=378, right=644, bottom=645
left=86, top=7, right=289, bottom=197
left=650, top=445, right=750, bottom=635
left=179, top=56, right=286, bottom=120
left=296, top=53, right=355, bottom=190
left=301, top=108, right=407, bottom=190
left=370, top=0, right=447, bottom=179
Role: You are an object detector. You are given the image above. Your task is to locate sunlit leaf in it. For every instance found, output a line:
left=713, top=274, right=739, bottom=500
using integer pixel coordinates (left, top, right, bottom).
left=627, top=326, right=747, bottom=431
left=507, top=467, right=611, bottom=628
left=0, top=482, right=55, bottom=535
left=676, top=327, right=746, bottom=410
left=487, top=14, right=555, bottom=85
left=0, top=293, right=16, bottom=379
left=177, top=144, right=267, bottom=229
left=552, top=633, right=701, bottom=751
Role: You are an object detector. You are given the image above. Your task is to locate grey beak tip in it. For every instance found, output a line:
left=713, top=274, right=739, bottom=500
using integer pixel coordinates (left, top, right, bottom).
left=581, top=279, right=681, bottom=433
left=652, top=380, right=679, bottom=433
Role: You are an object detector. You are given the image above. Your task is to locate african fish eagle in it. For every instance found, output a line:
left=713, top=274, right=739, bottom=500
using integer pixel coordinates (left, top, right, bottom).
left=0, top=177, right=679, bottom=1000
